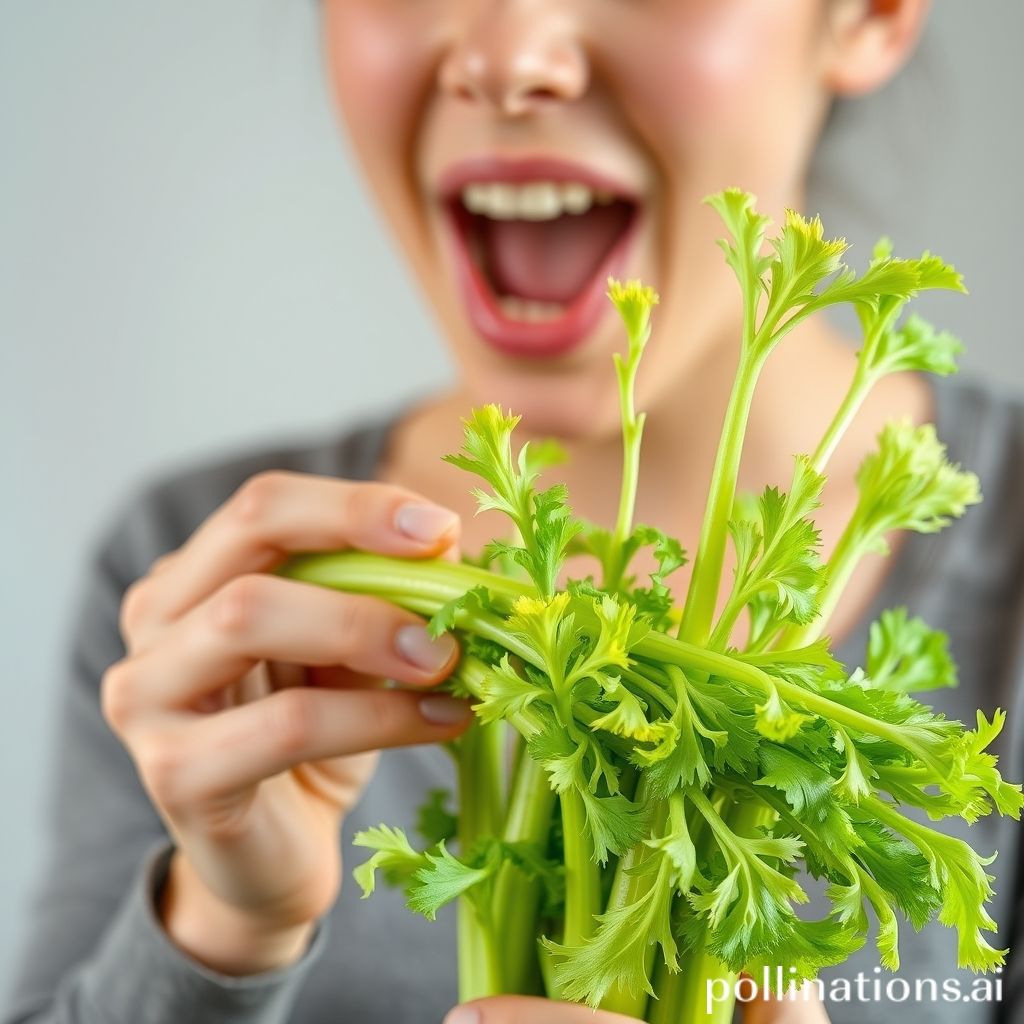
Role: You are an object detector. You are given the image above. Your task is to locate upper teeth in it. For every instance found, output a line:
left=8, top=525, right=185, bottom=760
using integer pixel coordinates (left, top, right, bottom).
left=460, top=182, right=616, bottom=221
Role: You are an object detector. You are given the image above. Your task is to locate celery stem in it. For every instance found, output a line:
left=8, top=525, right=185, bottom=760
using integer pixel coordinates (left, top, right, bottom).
left=456, top=720, right=505, bottom=1000
left=648, top=939, right=736, bottom=1024
left=811, top=369, right=873, bottom=475
left=678, top=351, right=764, bottom=646
left=491, top=755, right=556, bottom=995
left=596, top=779, right=667, bottom=1018
left=283, top=553, right=943, bottom=761
left=607, top=342, right=647, bottom=590
left=560, top=789, right=600, bottom=950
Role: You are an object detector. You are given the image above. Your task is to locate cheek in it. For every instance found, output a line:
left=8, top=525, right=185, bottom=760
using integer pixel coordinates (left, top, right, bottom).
left=596, top=0, right=822, bottom=155
left=322, top=3, right=435, bottom=184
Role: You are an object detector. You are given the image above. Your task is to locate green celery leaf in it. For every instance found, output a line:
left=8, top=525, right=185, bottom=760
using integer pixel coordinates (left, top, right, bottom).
left=416, top=788, right=457, bottom=847
left=687, top=792, right=811, bottom=972
left=741, top=637, right=846, bottom=690
left=633, top=667, right=717, bottom=793
left=546, top=856, right=678, bottom=1006
left=851, top=421, right=981, bottom=547
left=462, top=632, right=506, bottom=666
left=947, top=710, right=1024, bottom=821
left=473, top=653, right=551, bottom=730
left=822, top=676, right=960, bottom=770
left=866, top=800, right=1007, bottom=971
left=721, top=456, right=827, bottom=645
left=755, top=744, right=836, bottom=818
left=428, top=584, right=501, bottom=638
left=407, top=840, right=503, bottom=920
left=828, top=868, right=902, bottom=970
left=755, top=684, right=813, bottom=742
left=831, top=727, right=878, bottom=804
left=737, top=918, right=864, bottom=986
left=704, top=189, right=773, bottom=322
left=632, top=523, right=688, bottom=586
left=532, top=483, right=584, bottom=597
left=567, top=594, right=645, bottom=688
left=443, top=405, right=530, bottom=523
left=589, top=676, right=671, bottom=744
left=687, top=674, right=762, bottom=775
left=579, top=789, right=650, bottom=864
left=352, top=825, right=428, bottom=898
left=866, top=606, right=958, bottom=693
left=506, top=592, right=579, bottom=685
left=763, top=210, right=848, bottom=329
left=861, top=312, right=963, bottom=379
left=522, top=437, right=568, bottom=476
left=851, top=818, right=942, bottom=931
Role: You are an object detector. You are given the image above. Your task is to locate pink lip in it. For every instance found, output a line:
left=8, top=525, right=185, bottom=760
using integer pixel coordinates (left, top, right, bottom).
left=437, top=155, right=643, bottom=359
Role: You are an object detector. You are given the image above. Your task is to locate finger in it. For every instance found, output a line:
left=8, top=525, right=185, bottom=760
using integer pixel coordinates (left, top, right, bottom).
left=121, top=472, right=459, bottom=644
left=140, top=688, right=473, bottom=809
left=744, top=981, right=829, bottom=1024
left=105, top=575, right=459, bottom=722
left=444, top=997, right=642, bottom=1024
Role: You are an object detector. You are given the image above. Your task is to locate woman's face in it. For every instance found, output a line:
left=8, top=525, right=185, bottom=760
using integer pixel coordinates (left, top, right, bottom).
left=323, top=0, right=841, bottom=438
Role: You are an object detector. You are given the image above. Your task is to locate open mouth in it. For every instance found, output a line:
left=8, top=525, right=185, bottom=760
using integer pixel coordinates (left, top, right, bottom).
left=440, top=168, right=641, bottom=358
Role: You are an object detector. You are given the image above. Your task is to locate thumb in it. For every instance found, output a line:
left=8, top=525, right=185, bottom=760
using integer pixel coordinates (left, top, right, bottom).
left=444, top=997, right=640, bottom=1024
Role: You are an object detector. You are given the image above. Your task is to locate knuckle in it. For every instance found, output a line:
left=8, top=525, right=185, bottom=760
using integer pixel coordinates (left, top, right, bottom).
left=209, top=574, right=268, bottom=640
left=119, top=577, right=152, bottom=642
left=231, top=470, right=291, bottom=527
left=340, top=480, right=380, bottom=527
left=148, top=551, right=176, bottom=576
left=266, top=689, right=315, bottom=758
left=137, top=734, right=188, bottom=810
left=332, top=595, right=376, bottom=656
left=100, top=660, right=139, bottom=733
left=363, top=688, right=406, bottom=739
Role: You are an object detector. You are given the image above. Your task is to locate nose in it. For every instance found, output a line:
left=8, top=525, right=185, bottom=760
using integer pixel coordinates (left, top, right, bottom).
left=438, top=2, right=589, bottom=118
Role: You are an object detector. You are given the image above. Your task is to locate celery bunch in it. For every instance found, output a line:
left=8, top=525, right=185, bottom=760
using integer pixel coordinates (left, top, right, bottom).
left=281, top=190, right=1021, bottom=1022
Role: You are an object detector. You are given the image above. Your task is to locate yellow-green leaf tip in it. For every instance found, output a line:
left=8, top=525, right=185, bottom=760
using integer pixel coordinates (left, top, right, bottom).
left=606, top=276, right=660, bottom=339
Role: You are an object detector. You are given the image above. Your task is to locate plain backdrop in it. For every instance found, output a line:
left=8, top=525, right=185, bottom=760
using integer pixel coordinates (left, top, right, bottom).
left=2, top=0, right=1022, bottom=1000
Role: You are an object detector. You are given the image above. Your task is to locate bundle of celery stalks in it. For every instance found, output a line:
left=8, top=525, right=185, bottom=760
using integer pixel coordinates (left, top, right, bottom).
left=281, top=191, right=1021, bottom=1023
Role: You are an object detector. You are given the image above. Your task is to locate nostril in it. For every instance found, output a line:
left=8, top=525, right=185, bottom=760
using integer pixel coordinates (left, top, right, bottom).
left=521, top=85, right=562, bottom=103
left=498, top=82, right=567, bottom=118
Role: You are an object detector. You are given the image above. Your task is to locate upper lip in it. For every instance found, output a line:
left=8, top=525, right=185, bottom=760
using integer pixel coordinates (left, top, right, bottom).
left=436, top=155, right=641, bottom=204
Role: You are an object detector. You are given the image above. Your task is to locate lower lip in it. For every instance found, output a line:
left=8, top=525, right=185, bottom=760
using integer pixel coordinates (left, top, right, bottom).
left=443, top=203, right=641, bottom=359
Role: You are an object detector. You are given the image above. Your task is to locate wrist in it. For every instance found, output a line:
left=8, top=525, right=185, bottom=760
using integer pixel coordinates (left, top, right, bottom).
left=156, top=850, right=317, bottom=976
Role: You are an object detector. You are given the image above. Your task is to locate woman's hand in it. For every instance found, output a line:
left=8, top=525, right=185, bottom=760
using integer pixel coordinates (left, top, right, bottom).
left=100, top=471, right=467, bottom=975
left=443, top=987, right=831, bottom=1024
left=442, top=1000, right=639, bottom=1024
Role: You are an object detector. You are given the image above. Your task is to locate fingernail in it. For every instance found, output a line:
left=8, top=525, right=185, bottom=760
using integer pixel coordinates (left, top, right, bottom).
left=395, top=624, right=458, bottom=673
left=394, top=503, right=459, bottom=544
left=444, top=1007, right=481, bottom=1024
left=419, top=694, right=473, bottom=726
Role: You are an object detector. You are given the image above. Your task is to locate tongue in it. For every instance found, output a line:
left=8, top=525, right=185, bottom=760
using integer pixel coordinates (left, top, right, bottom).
left=480, top=203, right=632, bottom=304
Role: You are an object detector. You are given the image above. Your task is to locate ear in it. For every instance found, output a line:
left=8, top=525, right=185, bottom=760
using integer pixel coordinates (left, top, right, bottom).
left=822, top=0, right=932, bottom=97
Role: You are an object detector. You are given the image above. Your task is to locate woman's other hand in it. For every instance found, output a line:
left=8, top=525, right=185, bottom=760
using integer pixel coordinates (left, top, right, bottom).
left=443, top=985, right=831, bottom=1024
left=100, top=471, right=466, bottom=975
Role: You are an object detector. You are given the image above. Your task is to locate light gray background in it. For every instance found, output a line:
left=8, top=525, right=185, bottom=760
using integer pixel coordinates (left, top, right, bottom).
left=1, top=0, right=1021, bottom=1000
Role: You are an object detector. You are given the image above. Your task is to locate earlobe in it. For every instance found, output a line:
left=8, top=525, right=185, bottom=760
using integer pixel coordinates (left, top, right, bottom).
left=823, top=0, right=932, bottom=98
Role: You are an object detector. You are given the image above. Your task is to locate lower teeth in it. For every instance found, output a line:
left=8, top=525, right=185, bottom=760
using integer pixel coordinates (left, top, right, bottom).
left=496, top=294, right=567, bottom=323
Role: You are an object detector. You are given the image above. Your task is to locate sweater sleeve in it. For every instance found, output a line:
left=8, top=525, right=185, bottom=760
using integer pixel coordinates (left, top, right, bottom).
left=1, top=494, right=330, bottom=1024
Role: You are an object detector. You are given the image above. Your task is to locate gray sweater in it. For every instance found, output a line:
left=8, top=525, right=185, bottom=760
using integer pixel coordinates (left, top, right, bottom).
left=4, top=376, right=1023, bottom=1024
